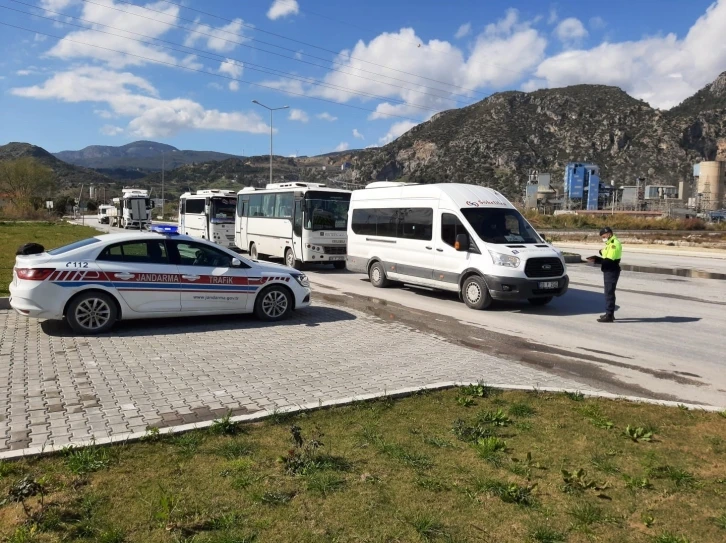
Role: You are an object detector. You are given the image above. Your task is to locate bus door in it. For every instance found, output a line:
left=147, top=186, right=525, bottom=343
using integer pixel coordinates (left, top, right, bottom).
left=179, top=199, right=185, bottom=233
left=293, top=194, right=304, bottom=262
left=205, top=198, right=211, bottom=240
left=236, top=195, right=249, bottom=250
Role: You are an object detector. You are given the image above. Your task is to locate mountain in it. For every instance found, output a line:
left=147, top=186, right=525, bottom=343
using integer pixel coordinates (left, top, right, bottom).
left=53, top=140, right=240, bottom=174
left=0, top=142, right=114, bottom=187
left=666, top=71, right=726, bottom=162
left=350, top=83, right=705, bottom=197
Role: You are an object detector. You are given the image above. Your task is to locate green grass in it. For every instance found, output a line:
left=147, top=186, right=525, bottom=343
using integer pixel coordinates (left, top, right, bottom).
left=1, top=389, right=725, bottom=542
left=0, top=221, right=100, bottom=295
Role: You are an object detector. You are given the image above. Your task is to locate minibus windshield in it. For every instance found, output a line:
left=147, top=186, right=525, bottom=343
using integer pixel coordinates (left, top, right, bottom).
left=460, top=208, right=542, bottom=244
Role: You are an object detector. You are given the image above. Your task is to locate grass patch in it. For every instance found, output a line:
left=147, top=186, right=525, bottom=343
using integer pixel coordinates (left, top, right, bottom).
left=0, top=221, right=100, bottom=295
left=0, top=389, right=724, bottom=542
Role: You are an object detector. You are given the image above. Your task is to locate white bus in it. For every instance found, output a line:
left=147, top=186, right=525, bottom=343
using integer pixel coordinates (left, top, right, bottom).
left=346, top=182, right=569, bottom=310
left=178, top=189, right=237, bottom=248
left=235, top=182, right=351, bottom=269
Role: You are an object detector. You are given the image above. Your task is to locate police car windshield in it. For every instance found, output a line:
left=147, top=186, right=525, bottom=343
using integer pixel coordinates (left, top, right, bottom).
left=47, top=238, right=102, bottom=255
left=460, top=208, right=542, bottom=244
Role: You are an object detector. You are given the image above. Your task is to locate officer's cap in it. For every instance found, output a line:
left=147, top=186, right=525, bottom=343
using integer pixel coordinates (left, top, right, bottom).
left=599, top=227, right=613, bottom=236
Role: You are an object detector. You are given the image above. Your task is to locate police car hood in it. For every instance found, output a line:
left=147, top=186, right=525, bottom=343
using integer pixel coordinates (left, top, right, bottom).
left=252, top=260, right=299, bottom=274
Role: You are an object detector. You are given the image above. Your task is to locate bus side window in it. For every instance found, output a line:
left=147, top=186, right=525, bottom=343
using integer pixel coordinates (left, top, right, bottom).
left=293, top=200, right=303, bottom=237
left=236, top=198, right=245, bottom=217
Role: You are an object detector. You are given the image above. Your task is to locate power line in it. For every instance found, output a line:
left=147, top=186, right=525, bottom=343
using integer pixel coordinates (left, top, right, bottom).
left=7, top=0, right=468, bottom=108
left=88, top=0, right=482, bottom=98
left=0, top=20, right=427, bottom=124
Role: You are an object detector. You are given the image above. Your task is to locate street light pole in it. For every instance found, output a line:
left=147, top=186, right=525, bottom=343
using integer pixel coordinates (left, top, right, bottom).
left=252, top=100, right=289, bottom=185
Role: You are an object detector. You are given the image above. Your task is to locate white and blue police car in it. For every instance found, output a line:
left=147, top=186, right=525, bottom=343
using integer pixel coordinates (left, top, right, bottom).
left=9, top=226, right=311, bottom=334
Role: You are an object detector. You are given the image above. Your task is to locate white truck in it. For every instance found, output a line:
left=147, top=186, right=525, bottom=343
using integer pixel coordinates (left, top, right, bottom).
left=109, top=189, right=153, bottom=229
left=97, top=204, right=114, bottom=224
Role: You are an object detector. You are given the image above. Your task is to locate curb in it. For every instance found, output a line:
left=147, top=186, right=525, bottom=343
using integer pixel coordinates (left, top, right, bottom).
left=563, top=254, right=582, bottom=264
left=0, top=297, right=9, bottom=310
left=1, top=382, right=723, bottom=461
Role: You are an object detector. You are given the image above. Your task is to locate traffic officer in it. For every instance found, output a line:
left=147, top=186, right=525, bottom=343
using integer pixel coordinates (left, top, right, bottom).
left=598, top=226, right=622, bottom=323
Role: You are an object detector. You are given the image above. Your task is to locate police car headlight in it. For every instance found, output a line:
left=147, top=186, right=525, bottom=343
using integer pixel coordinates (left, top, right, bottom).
left=488, top=250, right=520, bottom=268
left=293, top=273, right=310, bottom=288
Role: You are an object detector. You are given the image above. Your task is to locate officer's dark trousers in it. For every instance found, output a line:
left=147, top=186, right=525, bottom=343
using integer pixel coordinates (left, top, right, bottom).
left=603, top=270, right=620, bottom=316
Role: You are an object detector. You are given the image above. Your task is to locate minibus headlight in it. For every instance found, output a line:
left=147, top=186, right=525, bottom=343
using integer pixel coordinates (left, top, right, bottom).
left=488, top=250, right=520, bottom=268
left=293, top=273, right=310, bottom=287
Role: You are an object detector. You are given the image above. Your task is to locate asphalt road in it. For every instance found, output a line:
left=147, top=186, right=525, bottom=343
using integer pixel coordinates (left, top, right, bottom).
left=73, top=218, right=726, bottom=406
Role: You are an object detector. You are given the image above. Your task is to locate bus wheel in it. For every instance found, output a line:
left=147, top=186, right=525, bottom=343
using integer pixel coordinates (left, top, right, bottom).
left=369, top=261, right=391, bottom=288
left=250, top=243, right=259, bottom=260
left=462, top=275, right=492, bottom=310
left=285, top=248, right=302, bottom=270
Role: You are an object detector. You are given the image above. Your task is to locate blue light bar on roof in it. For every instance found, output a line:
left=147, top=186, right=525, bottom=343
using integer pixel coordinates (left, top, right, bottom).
left=150, top=225, right=179, bottom=235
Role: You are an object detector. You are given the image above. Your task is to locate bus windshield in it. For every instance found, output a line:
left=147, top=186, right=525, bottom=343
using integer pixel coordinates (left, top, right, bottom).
left=304, top=191, right=351, bottom=231
left=211, top=197, right=236, bottom=221
left=460, top=207, right=542, bottom=244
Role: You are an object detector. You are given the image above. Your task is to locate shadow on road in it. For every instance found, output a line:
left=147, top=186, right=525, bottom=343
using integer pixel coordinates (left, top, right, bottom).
left=40, top=305, right=357, bottom=338
left=614, top=316, right=701, bottom=324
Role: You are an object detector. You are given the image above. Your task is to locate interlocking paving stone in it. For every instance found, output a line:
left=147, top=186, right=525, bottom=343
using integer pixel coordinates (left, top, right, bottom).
left=0, top=304, right=590, bottom=452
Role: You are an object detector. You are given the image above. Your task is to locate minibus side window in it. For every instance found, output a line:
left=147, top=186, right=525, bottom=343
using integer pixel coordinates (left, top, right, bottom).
left=441, top=213, right=466, bottom=247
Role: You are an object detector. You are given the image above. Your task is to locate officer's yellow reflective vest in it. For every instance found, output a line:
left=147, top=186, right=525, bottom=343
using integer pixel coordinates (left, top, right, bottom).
left=601, top=235, right=623, bottom=261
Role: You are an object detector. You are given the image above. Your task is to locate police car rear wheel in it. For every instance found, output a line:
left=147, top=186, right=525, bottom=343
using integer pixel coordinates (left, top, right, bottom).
left=528, top=296, right=553, bottom=306
left=255, top=286, right=292, bottom=321
left=462, top=276, right=492, bottom=310
left=67, top=292, right=117, bottom=334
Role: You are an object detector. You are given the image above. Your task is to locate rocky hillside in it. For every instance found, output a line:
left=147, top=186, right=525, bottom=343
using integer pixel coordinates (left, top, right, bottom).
left=54, top=140, right=239, bottom=174
left=666, top=71, right=726, bottom=162
left=351, top=73, right=726, bottom=198
left=0, top=142, right=114, bottom=187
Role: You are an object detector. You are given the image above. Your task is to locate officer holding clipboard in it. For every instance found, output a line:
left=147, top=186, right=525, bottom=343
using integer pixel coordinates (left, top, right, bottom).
left=587, top=227, right=622, bottom=323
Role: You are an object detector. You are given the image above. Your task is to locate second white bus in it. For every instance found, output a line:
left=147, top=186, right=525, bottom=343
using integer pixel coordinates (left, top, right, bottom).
left=235, top=183, right=351, bottom=269
left=178, top=189, right=237, bottom=248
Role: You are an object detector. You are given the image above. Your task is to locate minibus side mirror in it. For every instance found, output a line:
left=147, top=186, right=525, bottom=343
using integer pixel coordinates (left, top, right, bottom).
left=454, top=233, right=469, bottom=252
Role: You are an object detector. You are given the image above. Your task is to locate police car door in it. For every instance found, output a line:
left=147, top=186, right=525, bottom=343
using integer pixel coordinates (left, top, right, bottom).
left=95, top=239, right=181, bottom=312
left=171, top=240, right=250, bottom=312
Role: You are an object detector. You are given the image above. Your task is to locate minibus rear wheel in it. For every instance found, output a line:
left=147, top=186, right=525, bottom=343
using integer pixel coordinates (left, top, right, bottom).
left=462, top=275, right=492, bottom=310
left=369, top=261, right=391, bottom=288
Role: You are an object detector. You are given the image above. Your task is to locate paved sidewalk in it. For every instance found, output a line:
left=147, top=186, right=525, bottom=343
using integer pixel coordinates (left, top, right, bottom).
left=0, top=304, right=590, bottom=454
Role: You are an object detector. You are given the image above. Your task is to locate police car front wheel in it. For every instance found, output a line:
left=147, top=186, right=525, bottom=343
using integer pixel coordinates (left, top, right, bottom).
left=254, top=286, right=292, bottom=321
left=66, top=291, right=118, bottom=334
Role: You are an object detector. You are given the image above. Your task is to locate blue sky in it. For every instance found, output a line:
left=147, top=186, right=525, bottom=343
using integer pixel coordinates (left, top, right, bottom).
left=0, top=0, right=723, bottom=157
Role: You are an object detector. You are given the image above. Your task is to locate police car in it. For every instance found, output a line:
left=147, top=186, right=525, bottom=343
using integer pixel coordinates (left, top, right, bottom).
left=9, top=226, right=311, bottom=334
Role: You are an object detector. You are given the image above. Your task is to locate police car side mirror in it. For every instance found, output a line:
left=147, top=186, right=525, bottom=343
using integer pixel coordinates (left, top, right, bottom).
left=231, top=258, right=242, bottom=268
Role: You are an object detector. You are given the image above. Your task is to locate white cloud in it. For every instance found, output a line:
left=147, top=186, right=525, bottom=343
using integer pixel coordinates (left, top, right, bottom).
left=34, top=34, right=48, bottom=43
left=218, top=59, right=243, bottom=91
left=547, top=7, right=558, bottom=25
left=228, top=81, right=240, bottom=91
left=16, top=70, right=33, bottom=76
left=294, top=50, right=304, bottom=59
left=184, top=18, right=246, bottom=54
left=352, top=128, right=364, bottom=139
left=94, top=108, right=114, bottom=118
left=267, top=0, right=299, bottom=20
left=334, top=142, right=349, bottom=152
left=181, top=55, right=203, bottom=70
left=530, top=0, right=726, bottom=109
left=378, top=120, right=417, bottom=145
left=46, top=0, right=181, bottom=68
left=12, top=66, right=271, bottom=137
left=455, top=23, right=471, bottom=39
left=100, top=124, right=124, bottom=136
left=207, top=82, right=223, bottom=90
left=316, top=112, right=337, bottom=121
left=40, top=0, right=75, bottom=13
left=258, top=78, right=305, bottom=95
left=589, top=16, right=606, bottom=30
left=289, top=108, right=309, bottom=122
left=555, top=17, right=589, bottom=45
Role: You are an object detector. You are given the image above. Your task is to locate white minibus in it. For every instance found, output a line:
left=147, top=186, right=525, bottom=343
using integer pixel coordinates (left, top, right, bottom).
left=97, top=204, right=114, bottom=224
left=235, top=183, right=351, bottom=269
left=178, top=189, right=237, bottom=248
left=346, top=182, right=569, bottom=309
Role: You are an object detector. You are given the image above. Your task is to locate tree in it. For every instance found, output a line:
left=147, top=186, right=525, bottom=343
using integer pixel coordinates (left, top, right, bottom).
left=0, top=158, right=55, bottom=213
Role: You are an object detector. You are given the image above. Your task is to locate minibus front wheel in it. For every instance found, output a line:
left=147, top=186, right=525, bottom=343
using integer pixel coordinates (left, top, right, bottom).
left=461, top=275, right=492, bottom=310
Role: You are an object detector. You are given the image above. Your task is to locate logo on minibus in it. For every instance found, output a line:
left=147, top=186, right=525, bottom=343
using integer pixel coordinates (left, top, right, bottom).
left=466, top=199, right=507, bottom=207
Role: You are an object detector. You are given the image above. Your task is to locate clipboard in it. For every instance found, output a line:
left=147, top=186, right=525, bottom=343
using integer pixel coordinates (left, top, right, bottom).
left=586, top=255, right=603, bottom=265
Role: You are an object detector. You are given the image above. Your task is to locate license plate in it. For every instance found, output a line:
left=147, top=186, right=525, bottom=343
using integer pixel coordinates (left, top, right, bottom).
left=329, top=256, right=345, bottom=261
left=539, top=281, right=559, bottom=289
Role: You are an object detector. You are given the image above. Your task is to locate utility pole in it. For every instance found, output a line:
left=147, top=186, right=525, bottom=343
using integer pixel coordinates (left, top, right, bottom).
left=252, top=100, right=289, bottom=185
left=161, top=151, right=165, bottom=220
